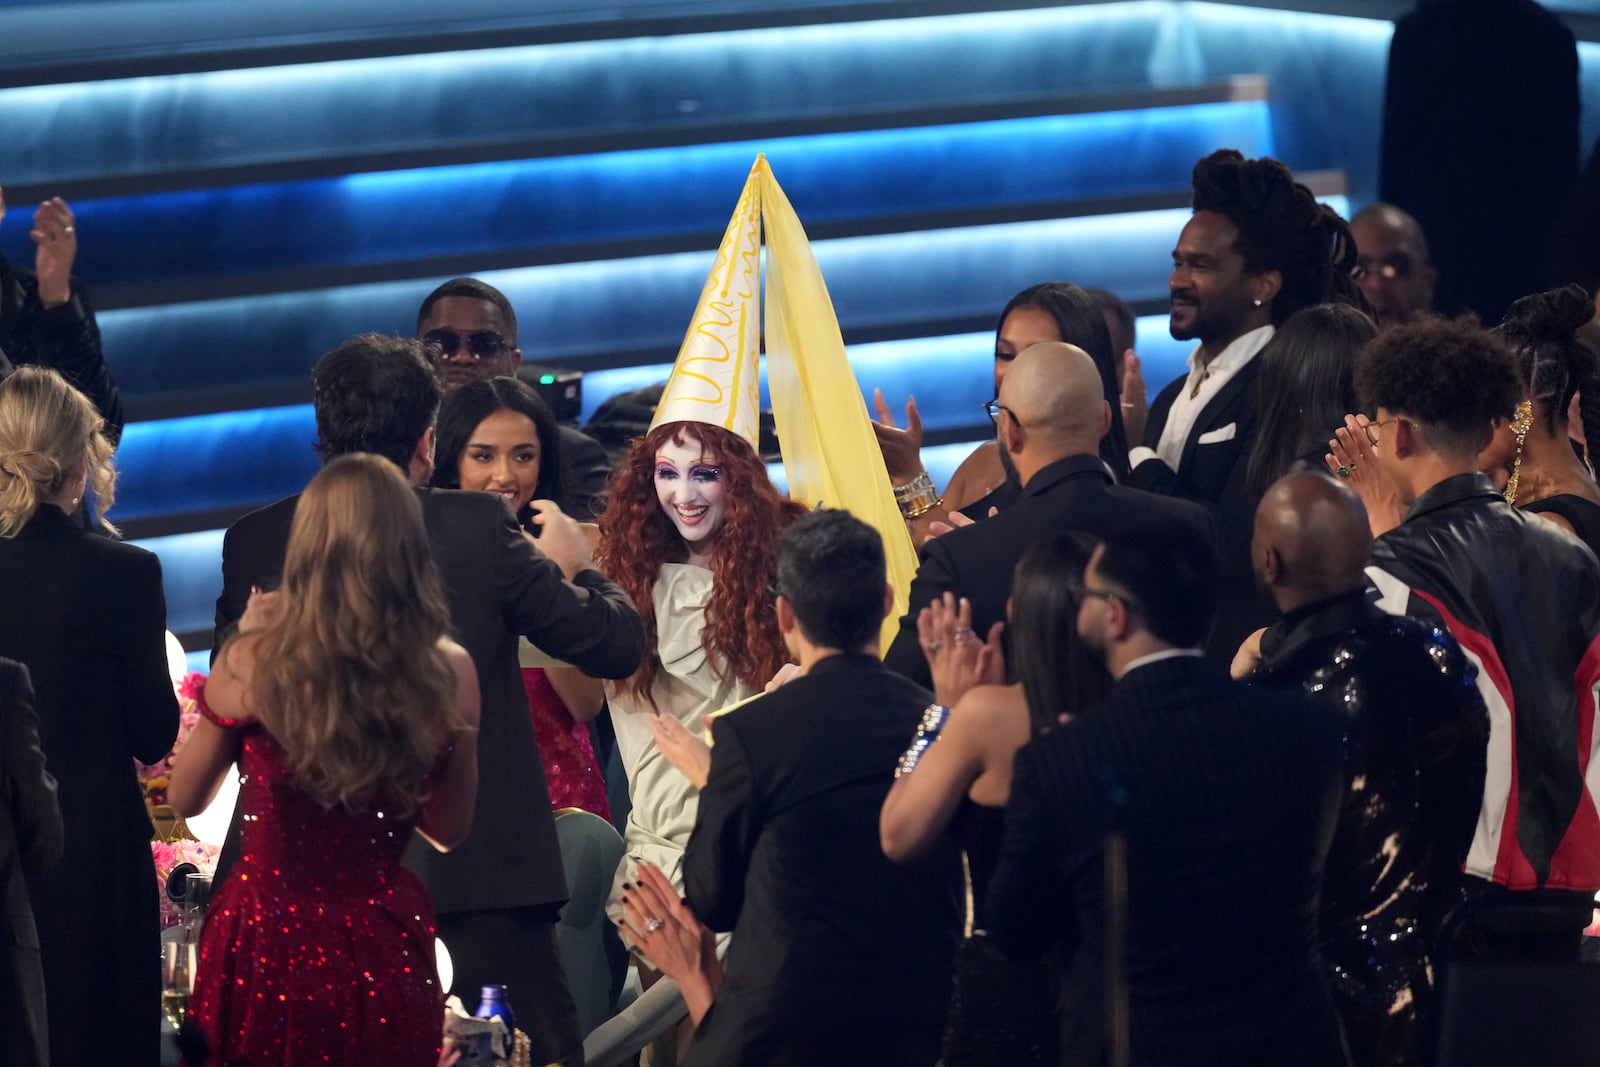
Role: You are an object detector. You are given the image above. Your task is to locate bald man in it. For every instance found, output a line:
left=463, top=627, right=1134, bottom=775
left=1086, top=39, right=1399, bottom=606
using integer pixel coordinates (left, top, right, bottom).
left=1351, top=202, right=1437, bottom=328
left=1246, top=473, right=1487, bottom=1067
left=884, top=343, right=1205, bottom=687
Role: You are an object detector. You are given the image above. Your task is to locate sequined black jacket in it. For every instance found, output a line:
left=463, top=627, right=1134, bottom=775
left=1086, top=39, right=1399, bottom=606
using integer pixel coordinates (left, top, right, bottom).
left=1256, top=590, right=1487, bottom=1067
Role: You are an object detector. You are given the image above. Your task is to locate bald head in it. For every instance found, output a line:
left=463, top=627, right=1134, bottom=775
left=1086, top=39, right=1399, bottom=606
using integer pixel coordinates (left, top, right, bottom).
left=996, top=342, right=1110, bottom=465
left=1252, top=472, right=1372, bottom=611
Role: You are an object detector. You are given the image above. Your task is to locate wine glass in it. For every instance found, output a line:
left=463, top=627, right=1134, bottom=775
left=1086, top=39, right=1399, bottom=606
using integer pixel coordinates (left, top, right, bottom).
left=162, top=939, right=196, bottom=1028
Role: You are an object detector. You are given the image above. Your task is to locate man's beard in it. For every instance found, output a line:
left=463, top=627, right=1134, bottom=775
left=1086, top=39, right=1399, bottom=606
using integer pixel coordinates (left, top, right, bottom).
left=998, top=439, right=1023, bottom=492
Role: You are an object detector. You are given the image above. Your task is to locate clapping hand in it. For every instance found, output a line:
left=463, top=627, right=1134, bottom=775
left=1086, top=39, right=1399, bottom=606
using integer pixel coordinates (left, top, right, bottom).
left=917, top=592, right=1004, bottom=708
left=652, top=711, right=713, bottom=790
left=618, top=862, right=722, bottom=1024
left=1120, top=349, right=1148, bottom=445
left=1326, top=414, right=1403, bottom=536
left=238, top=587, right=283, bottom=634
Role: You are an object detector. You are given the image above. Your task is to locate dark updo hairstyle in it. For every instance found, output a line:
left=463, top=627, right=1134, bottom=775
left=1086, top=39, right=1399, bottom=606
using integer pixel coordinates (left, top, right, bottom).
left=1244, top=303, right=1377, bottom=499
left=1190, top=149, right=1369, bottom=322
left=430, top=376, right=571, bottom=519
left=1009, top=531, right=1112, bottom=735
left=996, top=282, right=1130, bottom=478
left=1495, top=285, right=1600, bottom=457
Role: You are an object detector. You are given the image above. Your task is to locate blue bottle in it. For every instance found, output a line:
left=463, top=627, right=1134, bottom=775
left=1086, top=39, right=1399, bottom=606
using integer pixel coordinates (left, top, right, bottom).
left=474, top=984, right=516, bottom=1030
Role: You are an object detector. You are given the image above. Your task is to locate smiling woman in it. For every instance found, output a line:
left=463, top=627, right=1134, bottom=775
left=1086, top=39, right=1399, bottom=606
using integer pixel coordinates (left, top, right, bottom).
left=595, top=419, right=804, bottom=941
left=430, top=377, right=611, bottom=818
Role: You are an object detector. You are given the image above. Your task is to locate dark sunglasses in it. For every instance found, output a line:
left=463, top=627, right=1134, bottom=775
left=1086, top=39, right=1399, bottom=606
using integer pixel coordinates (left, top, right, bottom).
left=422, top=329, right=509, bottom=361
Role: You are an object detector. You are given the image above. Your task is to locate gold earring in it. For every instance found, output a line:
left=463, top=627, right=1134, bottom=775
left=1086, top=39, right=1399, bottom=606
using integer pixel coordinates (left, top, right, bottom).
left=1504, top=399, right=1534, bottom=505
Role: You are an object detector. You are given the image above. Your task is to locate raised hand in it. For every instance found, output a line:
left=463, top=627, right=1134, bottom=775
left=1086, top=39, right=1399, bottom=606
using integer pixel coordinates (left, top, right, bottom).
left=918, top=592, right=1005, bottom=708
left=1120, top=349, right=1148, bottom=446
left=1326, top=413, right=1403, bottom=536
left=870, top=388, right=926, bottom=486
left=29, top=196, right=77, bottom=308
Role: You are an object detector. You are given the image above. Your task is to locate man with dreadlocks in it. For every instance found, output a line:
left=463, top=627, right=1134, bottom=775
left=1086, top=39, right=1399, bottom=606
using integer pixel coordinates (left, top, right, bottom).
left=1127, top=149, right=1363, bottom=657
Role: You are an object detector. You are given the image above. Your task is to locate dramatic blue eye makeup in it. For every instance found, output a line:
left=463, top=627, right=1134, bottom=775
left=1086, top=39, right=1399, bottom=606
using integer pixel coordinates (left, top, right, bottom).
left=654, top=462, right=678, bottom=480
left=688, top=464, right=721, bottom=482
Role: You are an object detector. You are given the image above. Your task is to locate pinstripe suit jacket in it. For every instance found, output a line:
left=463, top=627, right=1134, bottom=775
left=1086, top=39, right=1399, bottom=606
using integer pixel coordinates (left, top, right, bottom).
left=986, top=654, right=1349, bottom=1067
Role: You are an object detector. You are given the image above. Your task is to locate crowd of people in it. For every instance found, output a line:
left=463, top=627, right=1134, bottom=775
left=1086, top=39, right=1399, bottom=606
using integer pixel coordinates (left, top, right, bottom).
left=0, top=137, right=1598, bottom=1067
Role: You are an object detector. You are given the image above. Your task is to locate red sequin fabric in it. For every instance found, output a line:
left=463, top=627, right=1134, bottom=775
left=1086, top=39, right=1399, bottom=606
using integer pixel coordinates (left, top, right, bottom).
left=190, top=689, right=443, bottom=1065
left=522, top=666, right=611, bottom=819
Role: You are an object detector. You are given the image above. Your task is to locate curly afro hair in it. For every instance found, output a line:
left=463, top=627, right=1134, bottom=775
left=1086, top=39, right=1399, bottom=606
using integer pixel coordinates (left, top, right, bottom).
left=1356, top=315, right=1522, bottom=459
left=1190, top=149, right=1365, bottom=323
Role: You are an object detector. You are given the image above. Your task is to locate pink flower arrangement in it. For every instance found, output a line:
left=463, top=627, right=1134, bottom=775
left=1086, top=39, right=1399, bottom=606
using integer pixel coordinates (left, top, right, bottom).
left=136, top=671, right=207, bottom=807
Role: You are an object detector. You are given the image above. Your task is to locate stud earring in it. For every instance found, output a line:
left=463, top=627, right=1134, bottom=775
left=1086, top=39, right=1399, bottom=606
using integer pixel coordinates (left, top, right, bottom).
left=1252, top=298, right=1263, bottom=307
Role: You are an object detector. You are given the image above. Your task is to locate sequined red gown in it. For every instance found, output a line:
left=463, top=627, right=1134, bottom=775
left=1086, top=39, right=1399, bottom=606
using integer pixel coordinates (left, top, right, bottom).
left=522, top=666, right=610, bottom=819
left=191, top=698, right=444, bottom=1065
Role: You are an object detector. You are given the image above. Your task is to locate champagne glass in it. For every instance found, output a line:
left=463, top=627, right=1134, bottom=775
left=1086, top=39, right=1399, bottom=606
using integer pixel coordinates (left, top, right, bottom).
left=162, top=939, right=196, bottom=1028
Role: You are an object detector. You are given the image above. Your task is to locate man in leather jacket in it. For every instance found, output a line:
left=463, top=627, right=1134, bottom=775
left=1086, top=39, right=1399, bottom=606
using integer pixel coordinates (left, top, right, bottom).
left=1352, top=317, right=1600, bottom=923
left=1248, top=472, right=1488, bottom=1066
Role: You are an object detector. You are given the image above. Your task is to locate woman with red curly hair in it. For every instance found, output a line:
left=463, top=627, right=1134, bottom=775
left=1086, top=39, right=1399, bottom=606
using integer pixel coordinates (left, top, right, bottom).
left=596, top=420, right=804, bottom=902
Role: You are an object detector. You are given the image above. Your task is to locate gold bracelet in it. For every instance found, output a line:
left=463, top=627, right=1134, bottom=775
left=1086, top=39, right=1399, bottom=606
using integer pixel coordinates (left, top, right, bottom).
left=902, top=494, right=944, bottom=520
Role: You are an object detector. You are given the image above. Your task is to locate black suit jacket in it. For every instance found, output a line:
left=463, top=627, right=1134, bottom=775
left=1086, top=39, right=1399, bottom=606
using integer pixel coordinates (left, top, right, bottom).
left=987, top=656, right=1348, bottom=1067
left=0, top=504, right=177, bottom=1066
left=0, top=659, right=62, bottom=1067
left=884, top=455, right=1208, bottom=687
left=213, top=486, right=645, bottom=912
left=1130, top=358, right=1275, bottom=657
left=682, top=654, right=963, bottom=1067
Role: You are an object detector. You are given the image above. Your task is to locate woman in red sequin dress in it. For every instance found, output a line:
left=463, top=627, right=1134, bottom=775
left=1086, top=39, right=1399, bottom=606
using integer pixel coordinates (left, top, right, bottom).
left=431, top=377, right=611, bottom=818
left=169, top=455, right=481, bottom=1065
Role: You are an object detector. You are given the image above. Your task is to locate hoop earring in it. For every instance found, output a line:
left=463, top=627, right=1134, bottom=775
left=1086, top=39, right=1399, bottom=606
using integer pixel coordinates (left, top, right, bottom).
left=1504, top=399, right=1534, bottom=505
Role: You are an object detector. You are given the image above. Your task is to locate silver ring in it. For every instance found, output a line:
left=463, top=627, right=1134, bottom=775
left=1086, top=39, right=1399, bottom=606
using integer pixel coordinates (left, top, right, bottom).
left=63, top=225, right=75, bottom=235
left=644, top=917, right=664, bottom=933
left=953, top=628, right=974, bottom=646
left=924, top=640, right=943, bottom=653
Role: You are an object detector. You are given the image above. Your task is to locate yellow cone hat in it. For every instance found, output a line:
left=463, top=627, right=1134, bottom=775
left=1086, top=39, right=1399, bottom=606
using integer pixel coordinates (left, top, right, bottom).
left=655, top=156, right=919, bottom=649
left=650, top=159, right=764, bottom=445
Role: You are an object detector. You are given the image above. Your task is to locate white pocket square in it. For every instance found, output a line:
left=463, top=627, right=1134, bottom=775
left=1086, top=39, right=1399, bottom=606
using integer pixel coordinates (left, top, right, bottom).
left=1196, top=423, right=1237, bottom=445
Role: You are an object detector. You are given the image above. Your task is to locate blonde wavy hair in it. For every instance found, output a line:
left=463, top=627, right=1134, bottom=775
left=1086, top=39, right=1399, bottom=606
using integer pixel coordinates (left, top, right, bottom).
left=248, top=453, right=459, bottom=816
left=0, top=366, right=118, bottom=537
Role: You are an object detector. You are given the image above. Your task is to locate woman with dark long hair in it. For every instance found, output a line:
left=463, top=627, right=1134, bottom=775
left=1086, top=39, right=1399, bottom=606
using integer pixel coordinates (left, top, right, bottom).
left=1244, top=303, right=1376, bottom=500
left=874, top=281, right=1130, bottom=540
left=596, top=420, right=805, bottom=896
left=879, top=532, right=1110, bottom=1067
left=170, top=454, right=480, bottom=1065
left=431, top=377, right=609, bottom=818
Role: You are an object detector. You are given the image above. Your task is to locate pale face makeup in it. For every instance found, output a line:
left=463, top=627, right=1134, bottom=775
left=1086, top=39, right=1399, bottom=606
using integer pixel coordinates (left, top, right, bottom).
left=654, top=434, right=727, bottom=566
left=456, top=408, right=542, bottom=514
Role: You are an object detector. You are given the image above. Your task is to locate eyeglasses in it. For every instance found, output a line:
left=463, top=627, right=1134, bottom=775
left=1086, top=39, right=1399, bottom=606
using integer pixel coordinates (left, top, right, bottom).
left=1355, top=255, right=1417, bottom=282
left=1069, top=578, right=1136, bottom=611
left=983, top=400, right=1015, bottom=425
left=422, top=329, right=510, bottom=362
left=1363, top=416, right=1401, bottom=447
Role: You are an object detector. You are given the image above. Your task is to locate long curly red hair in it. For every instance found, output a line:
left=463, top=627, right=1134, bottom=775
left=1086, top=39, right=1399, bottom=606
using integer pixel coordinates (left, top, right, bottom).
left=597, top=421, right=806, bottom=706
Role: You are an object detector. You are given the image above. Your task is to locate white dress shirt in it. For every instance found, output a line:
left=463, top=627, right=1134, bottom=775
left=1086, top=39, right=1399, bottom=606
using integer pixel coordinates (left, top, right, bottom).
left=1130, top=324, right=1275, bottom=474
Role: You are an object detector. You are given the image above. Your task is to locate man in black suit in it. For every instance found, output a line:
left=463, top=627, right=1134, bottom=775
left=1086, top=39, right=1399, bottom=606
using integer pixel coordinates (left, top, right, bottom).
left=1127, top=149, right=1357, bottom=656
left=883, top=341, right=1204, bottom=686
left=0, top=658, right=62, bottom=1067
left=678, top=509, right=963, bottom=1066
left=212, top=334, right=645, bottom=1065
left=987, top=515, right=1348, bottom=1067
